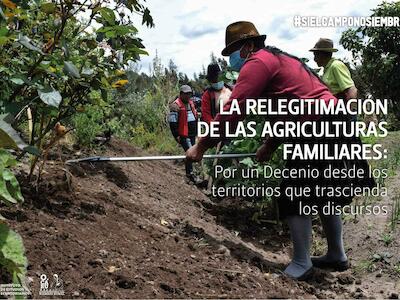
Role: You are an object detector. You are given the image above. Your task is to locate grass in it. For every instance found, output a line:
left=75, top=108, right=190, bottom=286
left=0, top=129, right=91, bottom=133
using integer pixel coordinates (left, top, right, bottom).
left=368, top=131, right=400, bottom=229
left=71, top=105, right=104, bottom=148
left=354, top=259, right=375, bottom=274
left=129, top=127, right=181, bottom=155
left=371, top=131, right=400, bottom=176
left=311, top=230, right=326, bottom=256
left=390, top=195, right=400, bottom=230
left=380, top=233, right=394, bottom=246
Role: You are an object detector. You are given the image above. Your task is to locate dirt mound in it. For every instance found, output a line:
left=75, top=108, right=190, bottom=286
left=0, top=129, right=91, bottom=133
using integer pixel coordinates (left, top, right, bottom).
left=1, top=139, right=309, bottom=298
left=2, top=138, right=399, bottom=298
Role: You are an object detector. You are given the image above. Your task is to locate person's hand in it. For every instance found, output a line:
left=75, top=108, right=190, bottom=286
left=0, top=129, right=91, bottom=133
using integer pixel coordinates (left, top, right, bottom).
left=186, top=144, right=206, bottom=162
left=175, top=136, right=181, bottom=143
left=256, top=144, right=273, bottom=162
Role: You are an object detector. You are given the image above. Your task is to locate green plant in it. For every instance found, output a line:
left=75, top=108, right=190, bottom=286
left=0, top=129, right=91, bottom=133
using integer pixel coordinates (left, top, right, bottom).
left=391, top=195, right=400, bottom=231
left=394, top=263, right=400, bottom=275
left=340, top=1, right=400, bottom=124
left=0, top=149, right=27, bottom=287
left=380, top=233, right=393, bottom=246
left=311, top=232, right=326, bottom=256
left=360, top=134, right=378, bottom=146
left=355, top=259, right=375, bottom=273
left=0, top=223, right=28, bottom=286
left=105, top=55, right=182, bottom=154
left=0, top=0, right=154, bottom=180
left=206, top=118, right=285, bottom=221
left=372, top=252, right=393, bottom=264
left=72, top=105, right=104, bottom=147
left=0, top=149, right=23, bottom=205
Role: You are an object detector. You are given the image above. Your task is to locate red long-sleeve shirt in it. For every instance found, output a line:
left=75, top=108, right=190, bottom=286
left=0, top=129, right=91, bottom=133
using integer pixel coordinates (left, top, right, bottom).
left=201, top=89, right=215, bottom=124
left=197, top=49, right=337, bottom=150
left=201, top=86, right=232, bottom=124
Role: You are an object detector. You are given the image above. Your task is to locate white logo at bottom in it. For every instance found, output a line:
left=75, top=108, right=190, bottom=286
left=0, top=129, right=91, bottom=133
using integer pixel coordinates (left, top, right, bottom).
left=39, top=274, right=64, bottom=296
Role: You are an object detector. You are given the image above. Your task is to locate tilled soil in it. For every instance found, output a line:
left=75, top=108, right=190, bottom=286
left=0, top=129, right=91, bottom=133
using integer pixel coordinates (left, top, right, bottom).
left=1, top=138, right=399, bottom=298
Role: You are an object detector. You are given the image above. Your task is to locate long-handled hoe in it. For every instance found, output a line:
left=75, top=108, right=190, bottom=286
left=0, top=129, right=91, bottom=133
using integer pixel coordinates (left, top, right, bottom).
left=65, top=153, right=255, bottom=164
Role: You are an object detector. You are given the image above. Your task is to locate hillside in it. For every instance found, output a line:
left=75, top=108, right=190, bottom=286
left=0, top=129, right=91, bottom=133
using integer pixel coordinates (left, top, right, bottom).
left=1, top=138, right=399, bottom=298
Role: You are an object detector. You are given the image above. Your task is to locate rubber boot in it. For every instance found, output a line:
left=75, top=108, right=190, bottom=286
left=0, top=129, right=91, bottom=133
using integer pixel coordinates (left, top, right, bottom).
left=285, top=215, right=313, bottom=280
left=312, top=213, right=349, bottom=271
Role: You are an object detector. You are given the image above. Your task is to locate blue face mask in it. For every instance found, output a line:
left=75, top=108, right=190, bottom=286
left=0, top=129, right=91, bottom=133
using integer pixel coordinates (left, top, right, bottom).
left=211, top=81, right=224, bottom=90
left=229, top=48, right=246, bottom=71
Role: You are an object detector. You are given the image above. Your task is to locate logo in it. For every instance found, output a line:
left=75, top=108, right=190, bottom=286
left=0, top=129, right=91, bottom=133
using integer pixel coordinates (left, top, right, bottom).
left=39, top=274, right=64, bottom=296
left=0, top=277, right=32, bottom=297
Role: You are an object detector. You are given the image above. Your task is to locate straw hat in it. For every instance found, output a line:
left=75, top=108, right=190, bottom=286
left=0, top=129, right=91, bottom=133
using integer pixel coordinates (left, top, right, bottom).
left=309, top=38, right=338, bottom=52
left=221, top=21, right=266, bottom=56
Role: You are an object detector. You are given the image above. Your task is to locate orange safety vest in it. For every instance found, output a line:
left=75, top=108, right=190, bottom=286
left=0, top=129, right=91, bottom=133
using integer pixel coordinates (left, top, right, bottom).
left=174, top=97, right=198, bottom=137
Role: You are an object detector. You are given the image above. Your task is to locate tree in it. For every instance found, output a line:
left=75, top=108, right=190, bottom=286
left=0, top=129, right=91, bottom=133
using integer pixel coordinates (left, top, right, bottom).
left=340, top=2, right=400, bottom=125
left=0, top=0, right=154, bottom=178
left=210, top=52, right=218, bottom=64
left=168, top=59, right=178, bottom=74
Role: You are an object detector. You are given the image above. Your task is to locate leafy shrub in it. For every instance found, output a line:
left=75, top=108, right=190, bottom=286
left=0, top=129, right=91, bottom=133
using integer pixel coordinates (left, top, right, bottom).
left=206, top=118, right=284, bottom=217
left=340, top=1, right=400, bottom=125
left=72, top=106, right=104, bottom=148
left=0, top=223, right=28, bottom=285
left=106, top=57, right=181, bottom=153
left=0, top=149, right=23, bottom=205
left=0, top=0, right=153, bottom=178
left=0, top=149, right=27, bottom=285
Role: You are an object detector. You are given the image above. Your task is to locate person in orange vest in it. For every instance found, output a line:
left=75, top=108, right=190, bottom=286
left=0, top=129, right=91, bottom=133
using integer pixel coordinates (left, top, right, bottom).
left=169, top=85, right=198, bottom=182
left=201, top=63, right=232, bottom=124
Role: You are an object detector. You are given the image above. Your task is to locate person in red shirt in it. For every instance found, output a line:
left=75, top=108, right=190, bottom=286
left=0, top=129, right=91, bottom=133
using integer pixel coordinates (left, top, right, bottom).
left=201, top=63, right=232, bottom=124
left=186, top=21, right=373, bottom=280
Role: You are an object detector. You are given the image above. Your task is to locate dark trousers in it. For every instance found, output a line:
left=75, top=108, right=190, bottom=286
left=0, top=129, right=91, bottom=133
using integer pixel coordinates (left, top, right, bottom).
left=180, top=136, right=196, bottom=175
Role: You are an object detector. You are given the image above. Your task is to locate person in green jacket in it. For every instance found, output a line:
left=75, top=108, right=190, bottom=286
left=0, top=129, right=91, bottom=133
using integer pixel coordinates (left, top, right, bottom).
left=310, top=38, right=358, bottom=119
